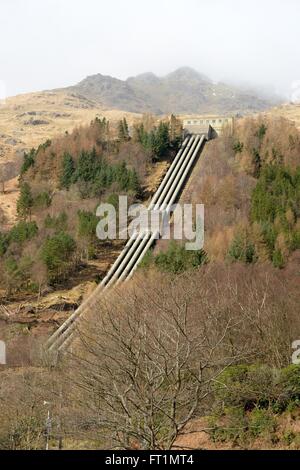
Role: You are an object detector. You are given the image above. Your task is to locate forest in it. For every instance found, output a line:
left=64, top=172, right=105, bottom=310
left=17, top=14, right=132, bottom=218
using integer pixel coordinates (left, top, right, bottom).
left=1, top=113, right=300, bottom=450
left=0, top=115, right=183, bottom=294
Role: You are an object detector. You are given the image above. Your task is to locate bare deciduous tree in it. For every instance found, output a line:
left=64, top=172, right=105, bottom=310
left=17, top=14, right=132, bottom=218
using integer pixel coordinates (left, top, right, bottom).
left=0, top=161, right=18, bottom=194
left=68, top=273, right=244, bottom=449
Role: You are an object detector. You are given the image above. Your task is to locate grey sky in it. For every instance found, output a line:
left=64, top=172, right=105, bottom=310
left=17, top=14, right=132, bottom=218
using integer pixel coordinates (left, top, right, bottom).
left=1, top=0, right=299, bottom=99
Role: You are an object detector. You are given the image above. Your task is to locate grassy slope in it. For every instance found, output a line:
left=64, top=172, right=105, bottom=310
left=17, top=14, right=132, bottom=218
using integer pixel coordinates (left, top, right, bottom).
left=0, top=90, right=141, bottom=164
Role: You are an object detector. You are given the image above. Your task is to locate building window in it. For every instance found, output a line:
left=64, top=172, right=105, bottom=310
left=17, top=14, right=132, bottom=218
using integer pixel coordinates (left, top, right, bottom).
left=193, top=120, right=197, bottom=124
left=212, top=119, right=216, bottom=124
left=187, top=121, right=191, bottom=124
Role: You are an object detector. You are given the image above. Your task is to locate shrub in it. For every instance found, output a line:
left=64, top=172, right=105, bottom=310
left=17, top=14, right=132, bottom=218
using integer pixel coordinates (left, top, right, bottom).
left=209, top=407, right=248, bottom=443
left=4, top=255, right=34, bottom=292
left=34, top=192, right=52, bottom=209
left=256, top=124, right=267, bottom=141
left=214, top=365, right=279, bottom=411
left=0, top=233, right=9, bottom=256
left=154, top=242, right=207, bottom=274
left=283, top=431, right=296, bottom=446
left=44, top=213, right=68, bottom=232
left=9, top=221, right=38, bottom=244
left=41, top=232, right=76, bottom=282
left=279, top=365, right=300, bottom=404
left=233, top=140, right=244, bottom=153
left=248, top=408, right=276, bottom=438
left=77, top=210, right=98, bottom=241
left=228, top=231, right=257, bottom=263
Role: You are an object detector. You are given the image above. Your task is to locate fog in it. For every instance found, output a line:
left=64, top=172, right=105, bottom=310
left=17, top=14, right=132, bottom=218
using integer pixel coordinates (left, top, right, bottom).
left=0, top=0, right=299, bottom=100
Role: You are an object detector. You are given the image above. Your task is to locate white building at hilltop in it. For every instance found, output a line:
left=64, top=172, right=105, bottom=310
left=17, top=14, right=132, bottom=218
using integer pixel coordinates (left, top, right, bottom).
left=183, top=115, right=234, bottom=136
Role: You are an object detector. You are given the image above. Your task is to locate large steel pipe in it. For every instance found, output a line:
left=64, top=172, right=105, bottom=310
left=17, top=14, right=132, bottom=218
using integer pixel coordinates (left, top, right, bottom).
left=103, top=232, right=147, bottom=290
left=148, top=136, right=189, bottom=210
left=114, top=232, right=153, bottom=285
left=125, top=231, right=159, bottom=281
left=166, top=135, right=206, bottom=212
left=152, top=136, right=196, bottom=211
left=157, top=135, right=201, bottom=211
left=100, top=232, right=137, bottom=286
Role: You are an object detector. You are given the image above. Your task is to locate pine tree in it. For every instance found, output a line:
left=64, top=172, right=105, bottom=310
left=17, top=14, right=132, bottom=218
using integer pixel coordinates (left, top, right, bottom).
left=132, top=123, right=145, bottom=144
left=122, top=118, right=129, bottom=140
left=272, top=249, right=285, bottom=268
left=41, top=232, right=76, bottom=281
left=128, top=169, right=141, bottom=195
left=228, top=228, right=257, bottom=264
left=154, top=122, right=169, bottom=159
left=169, top=114, right=183, bottom=149
left=60, top=153, right=75, bottom=189
left=17, top=183, right=34, bottom=220
left=251, top=222, right=269, bottom=262
left=252, top=148, right=262, bottom=178
left=20, top=148, right=36, bottom=175
left=118, top=118, right=130, bottom=141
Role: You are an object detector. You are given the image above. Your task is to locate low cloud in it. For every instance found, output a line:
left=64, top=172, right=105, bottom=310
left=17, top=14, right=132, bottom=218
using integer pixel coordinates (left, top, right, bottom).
left=291, top=80, right=300, bottom=103
left=0, top=80, right=6, bottom=105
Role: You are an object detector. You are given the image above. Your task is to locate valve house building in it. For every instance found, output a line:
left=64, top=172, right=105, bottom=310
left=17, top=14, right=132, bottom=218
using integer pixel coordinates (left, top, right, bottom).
left=183, top=115, right=234, bottom=136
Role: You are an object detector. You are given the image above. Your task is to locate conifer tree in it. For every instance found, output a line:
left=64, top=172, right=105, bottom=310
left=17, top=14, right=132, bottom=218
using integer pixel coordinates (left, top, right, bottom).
left=17, top=183, right=34, bottom=221
left=122, top=118, right=129, bottom=140
left=118, top=118, right=130, bottom=141
left=60, top=153, right=75, bottom=189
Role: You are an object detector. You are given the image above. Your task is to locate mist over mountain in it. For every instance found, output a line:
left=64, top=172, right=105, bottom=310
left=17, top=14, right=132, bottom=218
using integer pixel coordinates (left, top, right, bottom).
left=64, top=67, right=281, bottom=115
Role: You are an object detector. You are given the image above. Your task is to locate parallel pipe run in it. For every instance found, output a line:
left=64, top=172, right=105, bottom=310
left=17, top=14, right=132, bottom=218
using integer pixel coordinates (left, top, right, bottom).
left=46, top=297, right=87, bottom=348
left=158, top=135, right=201, bottom=212
left=51, top=236, right=155, bottom=348
left=151, top=136, right=196, bottom=211
left=166, top=135, right=206, bottom=212
left=148, top=137, right=189, bottom=210
left=103, top=232, right=148, bottom=290
left=49, top=294, right=98, bottom=352
left=47, top=133, right=207, bottom=353
left=100, top=232, right=138, bottom=287
left=57, top=331, right=74, bottom=353
left=115, top=232, right=153, bottom=286
left=125, top=231, right=159, bottom=282
left=49, top=325, right=74, bottom=353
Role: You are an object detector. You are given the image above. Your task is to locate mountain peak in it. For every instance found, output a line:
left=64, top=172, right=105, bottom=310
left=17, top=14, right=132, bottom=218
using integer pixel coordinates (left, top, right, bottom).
left=64, top=67, right=278, bottom=115
left=166, top=67, right=210, bottom=82
left=127, top=72, right=159, bottom=84
left=131, top=72, right=158, bottom=80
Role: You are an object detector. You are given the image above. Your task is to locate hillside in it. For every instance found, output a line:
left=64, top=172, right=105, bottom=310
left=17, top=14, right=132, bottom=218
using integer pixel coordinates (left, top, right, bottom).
left=267, top=102, right=300, bottom=129
left=0, top=67, right=285, bottom=171
left=65, top=67, right=278, bottom=115
left=0, top=90, right=141, bottom=165
left=1, top=110, right=300, bottom=450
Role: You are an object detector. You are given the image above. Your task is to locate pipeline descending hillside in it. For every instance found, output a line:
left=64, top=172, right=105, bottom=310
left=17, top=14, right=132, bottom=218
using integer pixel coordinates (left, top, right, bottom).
left=46, top=131, right=209, bottom=353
